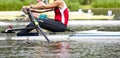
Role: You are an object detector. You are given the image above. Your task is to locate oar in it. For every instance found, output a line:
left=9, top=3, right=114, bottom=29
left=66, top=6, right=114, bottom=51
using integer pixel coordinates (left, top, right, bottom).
left=27, top=8, right=50, bottom=43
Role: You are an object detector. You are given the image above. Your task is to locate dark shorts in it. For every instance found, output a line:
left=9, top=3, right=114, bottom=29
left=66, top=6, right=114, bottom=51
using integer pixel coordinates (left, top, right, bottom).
left=18, top=18, right=67, bottom=33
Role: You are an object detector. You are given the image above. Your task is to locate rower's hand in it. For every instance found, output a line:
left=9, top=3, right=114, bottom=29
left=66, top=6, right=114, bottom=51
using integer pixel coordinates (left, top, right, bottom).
left=22, top=7, right=29, bottom=14
left=22, top=6, right=31, bottom=9
left=29, top=8, right=36, bottom=12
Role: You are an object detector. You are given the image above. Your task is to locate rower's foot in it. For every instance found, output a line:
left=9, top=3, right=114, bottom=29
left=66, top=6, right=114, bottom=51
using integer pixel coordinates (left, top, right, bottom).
left=1, top=25, right=14, bottom=33
left=1, top=30, right=15, bottom=33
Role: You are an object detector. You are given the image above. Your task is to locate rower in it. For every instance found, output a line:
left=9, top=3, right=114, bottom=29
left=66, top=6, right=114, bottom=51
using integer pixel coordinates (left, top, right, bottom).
left=1, top=0, right=73, bottom=43
left=19, top=0, right=70, bottom=34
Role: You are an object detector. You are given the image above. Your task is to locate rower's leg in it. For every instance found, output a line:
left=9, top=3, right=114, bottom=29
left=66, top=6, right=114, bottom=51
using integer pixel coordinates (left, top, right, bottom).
left=17, top=22, right=34, bottom=34
left=18, top=18, right=67, bottom=34
left=38, top=19, right=67, bottom=32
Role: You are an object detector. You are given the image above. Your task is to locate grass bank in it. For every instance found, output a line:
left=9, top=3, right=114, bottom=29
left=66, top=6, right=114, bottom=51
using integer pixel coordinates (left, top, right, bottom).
left=0, top=0, right=120, bottom=11
left=0, top=0, right=36, bottom=11
left=65, top=0, right=120, bottom=11
left=91, top=0, right=120, bottom=8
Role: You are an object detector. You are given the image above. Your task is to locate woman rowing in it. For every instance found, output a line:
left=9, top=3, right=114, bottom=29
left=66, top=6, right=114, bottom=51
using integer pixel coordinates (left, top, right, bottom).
left=18, top=0, right=69, bottom=34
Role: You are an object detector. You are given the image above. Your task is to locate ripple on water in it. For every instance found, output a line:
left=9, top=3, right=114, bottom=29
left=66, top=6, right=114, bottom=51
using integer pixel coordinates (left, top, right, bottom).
left=0, top=39, right=120, bottom=58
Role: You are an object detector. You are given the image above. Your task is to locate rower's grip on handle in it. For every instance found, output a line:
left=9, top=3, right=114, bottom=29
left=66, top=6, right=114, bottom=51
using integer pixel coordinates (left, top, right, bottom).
left=34, top=21, right=39, bottom=26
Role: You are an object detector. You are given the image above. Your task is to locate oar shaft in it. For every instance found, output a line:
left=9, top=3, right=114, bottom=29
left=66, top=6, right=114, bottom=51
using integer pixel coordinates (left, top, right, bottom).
left=27, top=9, right=50, bottom=43
left=37, top=26, right=50, bottom=43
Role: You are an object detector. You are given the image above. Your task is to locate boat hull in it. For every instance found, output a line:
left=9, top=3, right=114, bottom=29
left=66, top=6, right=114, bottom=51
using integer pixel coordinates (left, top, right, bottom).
left=0, top=33, right=120, bottom=41
left=1, top=30, right=120, bottom=41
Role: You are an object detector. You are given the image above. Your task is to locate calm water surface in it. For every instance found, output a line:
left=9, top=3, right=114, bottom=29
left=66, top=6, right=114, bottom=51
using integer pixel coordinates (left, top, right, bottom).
left=0, top=40, right=120, bottom=58
left=0, top=8, right=120, bottom=58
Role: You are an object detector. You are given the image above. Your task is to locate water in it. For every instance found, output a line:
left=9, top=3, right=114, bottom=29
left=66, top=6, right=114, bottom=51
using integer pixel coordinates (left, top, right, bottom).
left=0, top=25, right=120, bottom=58
left=0, top=40, right=120, bottom=58
left=1, top=8, right=120, bottom=58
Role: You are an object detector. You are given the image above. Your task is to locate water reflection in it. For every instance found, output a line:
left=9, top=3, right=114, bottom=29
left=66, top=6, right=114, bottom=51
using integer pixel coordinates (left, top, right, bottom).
left=0, top=40, right=120, bottom=58
left=49, top=42, right=70, bottom=58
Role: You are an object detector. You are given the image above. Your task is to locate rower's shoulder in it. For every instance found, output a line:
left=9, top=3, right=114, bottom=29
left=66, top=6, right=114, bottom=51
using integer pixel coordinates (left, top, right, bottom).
left=54, top=0, right=63, bottom=4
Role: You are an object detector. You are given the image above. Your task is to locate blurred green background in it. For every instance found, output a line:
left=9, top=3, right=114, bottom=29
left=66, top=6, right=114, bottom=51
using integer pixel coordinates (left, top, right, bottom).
left=0, top=0, right=120, bottom=11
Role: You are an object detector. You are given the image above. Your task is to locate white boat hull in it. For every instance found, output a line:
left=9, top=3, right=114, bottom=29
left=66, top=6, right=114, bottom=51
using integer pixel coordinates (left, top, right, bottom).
left=0, top=35, right=69, bottom=41
left=1, top=31, right=120, bottom=41
left=69, top=30, right=120, bottom=41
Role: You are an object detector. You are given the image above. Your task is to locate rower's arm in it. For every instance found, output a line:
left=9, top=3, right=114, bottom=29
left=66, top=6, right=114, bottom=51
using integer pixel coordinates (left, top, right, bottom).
left=31, top=9, right=53, bottom=13
left=31, top=1, right=60, bottom=9
left=30, top=2, right=45, bottom=9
